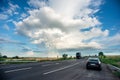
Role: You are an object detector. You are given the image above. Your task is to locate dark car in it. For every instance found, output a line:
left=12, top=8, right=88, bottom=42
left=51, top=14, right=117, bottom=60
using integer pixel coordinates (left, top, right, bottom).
left=86, top=58, right=102, bottom=70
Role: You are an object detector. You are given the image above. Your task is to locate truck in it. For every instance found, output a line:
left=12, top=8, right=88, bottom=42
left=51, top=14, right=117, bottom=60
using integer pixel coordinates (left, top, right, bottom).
left=76, top=52, right=81, bottom=59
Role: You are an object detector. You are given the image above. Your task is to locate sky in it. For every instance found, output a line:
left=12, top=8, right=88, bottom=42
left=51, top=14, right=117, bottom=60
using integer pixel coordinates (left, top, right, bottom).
left=0, top=0, right=120, bottom=57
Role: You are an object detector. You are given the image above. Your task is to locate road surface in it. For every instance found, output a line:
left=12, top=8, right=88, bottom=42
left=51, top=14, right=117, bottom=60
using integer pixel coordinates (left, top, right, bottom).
left=0, top=59, right=119, bottom=80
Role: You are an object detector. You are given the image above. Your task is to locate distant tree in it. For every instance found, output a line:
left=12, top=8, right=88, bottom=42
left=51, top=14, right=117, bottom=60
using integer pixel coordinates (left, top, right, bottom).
left=98, top=52, right=105, bottom=58
left=0, top=52, right=2, bottom=58
left=13, top=56, right=19, bottom=59
left=0, top=52, right=2, bottom=61
left=69, top=56, right=73, bottom=59
left=2, top=55, right=7, bottom=58
left=98, top=52, right=104, bottom=56
left=0, top=52, right=5, bottom=61
left=95, top=54, right=97, bottom=57
left=62, top=54, right=68, bottom=59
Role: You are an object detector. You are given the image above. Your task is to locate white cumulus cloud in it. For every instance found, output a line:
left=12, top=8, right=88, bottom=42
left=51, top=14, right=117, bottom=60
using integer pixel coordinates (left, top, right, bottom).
left=14, top=0, right=109, bottom=54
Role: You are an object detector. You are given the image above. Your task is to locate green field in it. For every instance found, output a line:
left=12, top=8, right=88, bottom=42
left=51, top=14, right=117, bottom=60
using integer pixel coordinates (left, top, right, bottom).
left=100, top=55, right=120, bottom=68
left=100, top=56, right=120, bottom=78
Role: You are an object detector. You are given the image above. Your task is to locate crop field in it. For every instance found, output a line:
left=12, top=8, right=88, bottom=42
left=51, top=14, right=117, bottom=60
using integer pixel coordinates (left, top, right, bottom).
left=100, top=55, right=120, bottom=68
left=101, top=55, right=120, bottom=78
left=0, top=57, right=59, bottom=64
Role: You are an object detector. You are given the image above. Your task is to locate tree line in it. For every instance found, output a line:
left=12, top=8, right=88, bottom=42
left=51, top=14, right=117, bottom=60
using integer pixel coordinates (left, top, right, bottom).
left=0, top=51, right=105, bottom=60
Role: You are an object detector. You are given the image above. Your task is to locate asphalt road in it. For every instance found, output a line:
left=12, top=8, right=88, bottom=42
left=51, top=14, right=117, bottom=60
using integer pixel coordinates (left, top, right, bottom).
left=0, top=59, right=119, bottom=80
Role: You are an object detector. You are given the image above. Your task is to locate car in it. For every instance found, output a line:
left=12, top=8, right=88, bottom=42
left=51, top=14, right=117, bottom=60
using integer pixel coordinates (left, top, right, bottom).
left=86, top=57, right=102, bottom=70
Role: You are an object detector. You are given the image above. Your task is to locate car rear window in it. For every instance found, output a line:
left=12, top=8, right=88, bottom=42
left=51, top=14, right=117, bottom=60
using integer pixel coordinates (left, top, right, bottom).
left=89, top=59, right=98, bottom=62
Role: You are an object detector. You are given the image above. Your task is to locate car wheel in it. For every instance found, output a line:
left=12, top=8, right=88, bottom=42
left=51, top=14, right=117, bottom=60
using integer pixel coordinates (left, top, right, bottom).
left=98, top=67, right=102, bottom=71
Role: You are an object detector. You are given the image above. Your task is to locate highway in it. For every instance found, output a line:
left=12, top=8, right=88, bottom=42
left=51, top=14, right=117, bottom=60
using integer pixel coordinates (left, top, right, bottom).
left=0, top=59, right=119, bottom=80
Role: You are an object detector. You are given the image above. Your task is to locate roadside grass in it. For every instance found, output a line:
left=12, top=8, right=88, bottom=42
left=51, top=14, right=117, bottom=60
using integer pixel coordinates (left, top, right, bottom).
left=100, top=56, right=120, bottom=68
left=0, top=61, right=33, bottom=64
left=113, top=71, right=120, bottom=78
left=0, top=57, right=76, bottom=64
left=100, top=56, right=120, bottom=78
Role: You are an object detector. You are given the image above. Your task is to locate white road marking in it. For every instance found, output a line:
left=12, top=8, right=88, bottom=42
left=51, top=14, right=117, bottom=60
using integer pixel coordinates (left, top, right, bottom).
left=55, top=63, right=59, bottom=64
left=42, top=64, right=52, bottom=67
left=42, top=63, right=60, bottom=67
left=43, top=62, right=79, bottom=75
left=4, top=67, right=32, bottom=73
left=0, top=62, right=51, bottom=69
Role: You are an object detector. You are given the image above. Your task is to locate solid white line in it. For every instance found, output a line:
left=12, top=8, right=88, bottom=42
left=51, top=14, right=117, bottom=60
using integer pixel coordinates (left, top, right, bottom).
left=43, top=62, right=79, bottom=75
left=42, top=63, right=60, bottom=67
left=4, top=67, right=32, bottom=73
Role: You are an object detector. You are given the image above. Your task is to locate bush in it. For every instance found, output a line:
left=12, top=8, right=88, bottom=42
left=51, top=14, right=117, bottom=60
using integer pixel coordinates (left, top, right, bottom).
left=2, top=55, right=7, bottom=58
left=62, top=54, right=68, bottom=59
left=12, top=56, right=19, bottom=59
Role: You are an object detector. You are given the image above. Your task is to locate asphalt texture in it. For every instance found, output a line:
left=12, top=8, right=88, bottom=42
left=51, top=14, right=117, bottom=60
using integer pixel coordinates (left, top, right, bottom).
left=0, top=59, right=119, bottom=80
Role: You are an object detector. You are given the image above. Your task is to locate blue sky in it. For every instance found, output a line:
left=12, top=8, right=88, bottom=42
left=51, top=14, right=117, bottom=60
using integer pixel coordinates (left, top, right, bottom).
left=0, top=0, right=120, bottom=57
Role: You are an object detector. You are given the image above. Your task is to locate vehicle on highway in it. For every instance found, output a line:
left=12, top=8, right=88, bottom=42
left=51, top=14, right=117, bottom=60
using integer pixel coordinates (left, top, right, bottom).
left=86, top=57, right=102, bottom=70
left=76, top=52, right=81, bottom=59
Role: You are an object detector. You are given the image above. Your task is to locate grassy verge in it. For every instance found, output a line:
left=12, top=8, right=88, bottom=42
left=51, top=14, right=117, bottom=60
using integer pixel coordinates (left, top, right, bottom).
left=113, top=71, right=120, bottom=78
left=0, top=61, right=34, bottom=64
left=100, top=56, right=120, bottom=68
left=0, top=57, right=76, bottom=64
left=100, top=56, right=120, bottom=78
